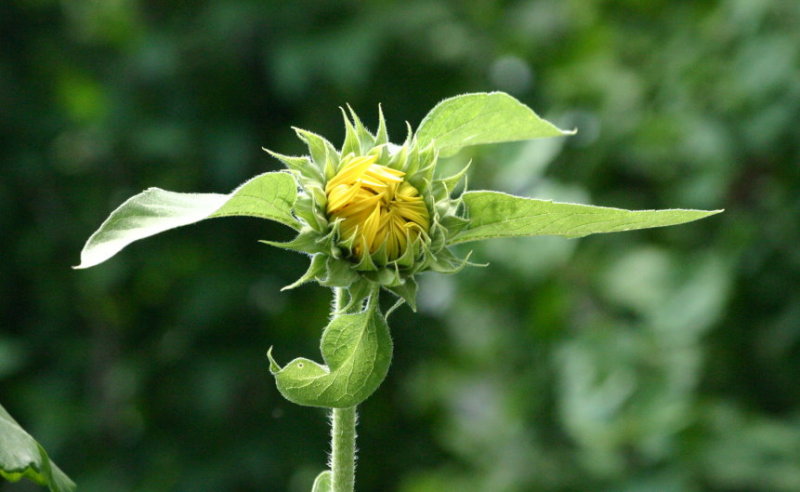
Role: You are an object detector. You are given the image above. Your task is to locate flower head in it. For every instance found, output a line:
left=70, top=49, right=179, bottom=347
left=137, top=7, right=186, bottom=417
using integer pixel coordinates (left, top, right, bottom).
left=325, top=154, right=429, bottom=261
left=264, top=106, right=470, bottom=308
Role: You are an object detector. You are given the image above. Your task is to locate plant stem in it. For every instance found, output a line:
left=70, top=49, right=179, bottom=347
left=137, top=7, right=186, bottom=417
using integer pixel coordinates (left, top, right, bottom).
left=331, top=405, right=357, bottom=492
left=330, top=287, right=358, bottom=492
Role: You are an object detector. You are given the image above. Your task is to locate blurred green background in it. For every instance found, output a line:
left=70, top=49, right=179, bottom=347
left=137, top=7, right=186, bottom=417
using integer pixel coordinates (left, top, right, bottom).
left=2, top=0, right=799, bottom=491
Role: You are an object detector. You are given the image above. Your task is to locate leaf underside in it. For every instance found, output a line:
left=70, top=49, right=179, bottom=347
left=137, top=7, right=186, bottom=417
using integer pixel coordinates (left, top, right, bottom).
left=416, top=92, right=574, bottom=158
left=75, top=172, right=299, bottom=269
left=451, top=190, right=722, bottom=244
left=0, top=403, right=75, bottom=492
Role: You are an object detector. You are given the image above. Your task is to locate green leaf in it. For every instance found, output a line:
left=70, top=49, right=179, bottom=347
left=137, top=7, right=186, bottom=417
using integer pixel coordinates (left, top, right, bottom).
left=261, top=230, right=328, bottom=256
left=75, top=172, right=299, bottom=269
left=384, top=277, right=418, bottom=312
left=311, top=470, right=332, bottom=492
left=268, top=293, right=392, bottom=408
left=280, top=254, right=327, bottom=291
left=416, top=92, right=573, bottom=158
left=0, top=403, right=75, bottom=492
left=451, top=191, right=722, bottom=244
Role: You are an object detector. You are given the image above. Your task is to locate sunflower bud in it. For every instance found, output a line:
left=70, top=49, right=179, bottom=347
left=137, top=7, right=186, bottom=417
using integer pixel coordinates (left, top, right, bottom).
left=264, top=106, right=471, bottom=309
left=325, top=154, right=429, bottom=262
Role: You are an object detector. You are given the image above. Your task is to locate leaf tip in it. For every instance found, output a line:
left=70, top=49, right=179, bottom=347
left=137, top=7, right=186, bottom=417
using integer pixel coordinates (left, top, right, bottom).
left=72, top=257, right=100, bottom=270
left=267, top=346, right=282, bottom=374
left=686, top=208, right=724, bottom=218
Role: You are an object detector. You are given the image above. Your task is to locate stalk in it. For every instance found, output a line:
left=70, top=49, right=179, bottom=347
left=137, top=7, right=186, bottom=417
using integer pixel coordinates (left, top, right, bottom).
left=330, top=288, right=357, bottom=492
left=330, top=405, right=357, bottom=492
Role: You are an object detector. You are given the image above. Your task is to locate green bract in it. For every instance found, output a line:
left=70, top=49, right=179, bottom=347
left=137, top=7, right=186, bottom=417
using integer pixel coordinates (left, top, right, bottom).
left=73, top=91, right=721, bottom=411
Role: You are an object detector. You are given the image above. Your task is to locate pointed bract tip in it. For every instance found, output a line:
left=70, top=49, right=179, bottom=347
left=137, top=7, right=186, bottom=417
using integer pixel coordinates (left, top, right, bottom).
left=266, top=346, right=281, bottom=374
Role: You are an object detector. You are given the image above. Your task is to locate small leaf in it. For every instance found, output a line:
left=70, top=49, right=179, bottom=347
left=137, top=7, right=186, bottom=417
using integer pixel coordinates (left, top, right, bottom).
left=320, top=256, right=360, bottom=287
left=438, top=161, right=471, bottom=196
left=75, top=172, right=299, bottom=269
left=262, top=148, right=323, bottom=182
left=261, top=230, right=327, bottom=255
left=268, top=293, right=392, bottom=408
left=0, top=403, right=75, bottom=492
left=375, top=104, right=388, bottom=146
left=311, top=470, right=332, bottom=492
left=416, top=92, right=573, bottom=158
left=280, top=254, right=327, bottom=291
left=293, top=127, right=340, bottom=181
left=337, top=279, right=373, bottom=313
left=451, top=191, right=723, bottom=244
left=385, top=277, right=418, bottom=312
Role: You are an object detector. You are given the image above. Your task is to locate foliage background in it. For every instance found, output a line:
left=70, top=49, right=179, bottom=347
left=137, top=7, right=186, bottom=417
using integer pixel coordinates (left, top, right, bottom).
left=2, top=0, right=799, bottom=491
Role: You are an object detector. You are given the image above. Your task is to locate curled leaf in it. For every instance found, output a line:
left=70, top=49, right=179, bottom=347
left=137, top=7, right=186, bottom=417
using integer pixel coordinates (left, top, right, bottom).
left=268, top=293, right=392, bottom=408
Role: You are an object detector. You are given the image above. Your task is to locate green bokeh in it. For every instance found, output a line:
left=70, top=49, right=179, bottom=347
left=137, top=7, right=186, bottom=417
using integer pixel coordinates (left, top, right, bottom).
left=2, top=1, right=799, bottom=491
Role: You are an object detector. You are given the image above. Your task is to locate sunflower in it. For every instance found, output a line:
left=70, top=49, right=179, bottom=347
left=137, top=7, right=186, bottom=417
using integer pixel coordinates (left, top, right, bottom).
left=325, top=154, right=430, bottom=261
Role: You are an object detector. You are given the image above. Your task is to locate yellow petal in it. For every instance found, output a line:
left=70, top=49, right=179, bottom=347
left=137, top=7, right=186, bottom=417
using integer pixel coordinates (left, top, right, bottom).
left=325, top=155, right=429, bottom=261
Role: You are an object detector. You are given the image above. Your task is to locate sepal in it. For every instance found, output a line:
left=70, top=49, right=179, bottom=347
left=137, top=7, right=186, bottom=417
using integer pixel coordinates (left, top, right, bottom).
left=262, top=148, right=322, bottom=182
left=281, top=255, right=327, bottom=291
left=338, top=279, right=373, bottom=312
left=428, top=248, right=474, bottom=274
left=437, top=161, right=471, bottom=198
left=374, top=104, right=388, bottom=146
left=293, top=127, right=340, bottom=181
left=384, top=276, right=418, bottom=312
left=321, top=256, right=360, bottom=287
left=260, top=229, right=327, bottom=255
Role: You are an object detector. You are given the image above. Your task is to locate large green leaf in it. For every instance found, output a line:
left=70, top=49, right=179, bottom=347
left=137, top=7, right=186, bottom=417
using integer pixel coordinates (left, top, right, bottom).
left=0, top=403, right=75, bottom=492
left=268, top=294, right=392, bottom=408
left=75, top=171, right=299, bottom=269
left=451, top=191, right=722, bottom=244
left=416, top=92, right=573, bottom=158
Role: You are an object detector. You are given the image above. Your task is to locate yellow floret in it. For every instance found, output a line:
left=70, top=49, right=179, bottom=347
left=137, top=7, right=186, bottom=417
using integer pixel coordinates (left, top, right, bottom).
left=325, top=155, right=430, bottom=261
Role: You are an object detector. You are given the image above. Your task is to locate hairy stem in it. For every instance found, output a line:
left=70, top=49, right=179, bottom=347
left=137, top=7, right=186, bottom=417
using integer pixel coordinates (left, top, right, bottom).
left=330, top=405, right=357, bottom=492
left=330, top=287, right=358, bottom=492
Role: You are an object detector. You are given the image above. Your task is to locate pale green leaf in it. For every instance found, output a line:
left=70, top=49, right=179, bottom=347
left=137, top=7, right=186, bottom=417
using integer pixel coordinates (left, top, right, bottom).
left=416, top=92, right=573, bottom=158
left=280, top=254, right=327, bottom=291
left=385, top=277, right=418, bottom=312
left=268, top=294, right=392, bottom=408
left=311, top=470, right=332, bottom=492
left=0, top=403, right=75, bottom=492
left=75, top=172, right=299, bottom=269
left=451, top=191, right=722, bottom=244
